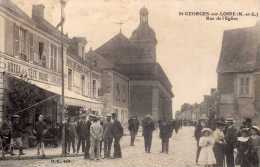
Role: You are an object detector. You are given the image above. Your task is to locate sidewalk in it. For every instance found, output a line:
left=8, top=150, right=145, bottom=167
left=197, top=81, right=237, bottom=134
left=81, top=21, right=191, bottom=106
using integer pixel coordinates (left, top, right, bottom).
left=1, top=135, right=131, bottom=161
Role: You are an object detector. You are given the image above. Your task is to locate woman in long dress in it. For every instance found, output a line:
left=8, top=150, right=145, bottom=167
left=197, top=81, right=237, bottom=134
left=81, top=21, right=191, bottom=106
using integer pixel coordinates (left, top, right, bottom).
left=198, top=128, right=216, bottom=167
left=249, top=126, right=260, bottom=167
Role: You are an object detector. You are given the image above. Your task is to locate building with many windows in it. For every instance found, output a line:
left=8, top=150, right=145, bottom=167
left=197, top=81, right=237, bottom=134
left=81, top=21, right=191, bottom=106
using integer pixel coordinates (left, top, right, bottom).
left=87, top=50, right=129, bottom=125
left=0, top=0, right=103, bottom=125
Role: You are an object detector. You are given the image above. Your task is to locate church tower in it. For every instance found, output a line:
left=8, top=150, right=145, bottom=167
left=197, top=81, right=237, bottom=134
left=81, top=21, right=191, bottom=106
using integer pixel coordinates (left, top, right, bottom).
left=130, top=7, right=157, bottom=63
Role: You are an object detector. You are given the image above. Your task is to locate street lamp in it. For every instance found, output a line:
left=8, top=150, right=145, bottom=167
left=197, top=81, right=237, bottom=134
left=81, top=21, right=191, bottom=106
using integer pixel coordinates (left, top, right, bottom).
left=57, top=0, right=68, bottom=156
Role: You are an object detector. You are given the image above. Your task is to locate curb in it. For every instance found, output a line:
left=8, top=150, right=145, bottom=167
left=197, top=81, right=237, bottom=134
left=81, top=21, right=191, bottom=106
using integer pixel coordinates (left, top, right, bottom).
left=1, top=136, right=132, bottom=161
left=0, top=153, right=84, bottom=161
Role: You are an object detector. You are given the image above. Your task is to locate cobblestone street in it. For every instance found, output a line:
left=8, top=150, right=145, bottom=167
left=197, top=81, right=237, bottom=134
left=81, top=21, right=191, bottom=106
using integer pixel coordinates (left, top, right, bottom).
left=0, top=127, right=197, bottom=167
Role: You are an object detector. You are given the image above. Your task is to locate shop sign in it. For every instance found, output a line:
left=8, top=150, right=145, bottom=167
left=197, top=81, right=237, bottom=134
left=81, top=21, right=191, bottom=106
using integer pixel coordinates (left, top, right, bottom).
left=5, top=60, right=61, bottom=86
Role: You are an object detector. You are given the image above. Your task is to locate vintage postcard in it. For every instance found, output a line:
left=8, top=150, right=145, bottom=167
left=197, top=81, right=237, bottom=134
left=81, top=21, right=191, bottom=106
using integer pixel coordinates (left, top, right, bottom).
left=0, top=0, right=259, bottom=167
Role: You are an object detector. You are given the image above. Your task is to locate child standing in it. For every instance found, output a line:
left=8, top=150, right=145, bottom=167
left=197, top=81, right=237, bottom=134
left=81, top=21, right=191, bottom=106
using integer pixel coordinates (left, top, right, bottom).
left=198, top=128, right=216, bottom=167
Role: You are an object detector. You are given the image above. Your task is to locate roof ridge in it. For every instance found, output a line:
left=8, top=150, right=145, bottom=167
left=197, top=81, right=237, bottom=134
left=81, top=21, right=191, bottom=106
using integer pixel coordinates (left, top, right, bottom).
left=0, top=0, right=34, bottom=24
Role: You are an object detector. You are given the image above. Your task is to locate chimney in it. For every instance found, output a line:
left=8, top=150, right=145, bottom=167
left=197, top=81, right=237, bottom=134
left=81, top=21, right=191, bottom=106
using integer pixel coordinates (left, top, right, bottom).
left=32, top=4, right=45, bottom=19
left=211, top=88, right=217, bottom=95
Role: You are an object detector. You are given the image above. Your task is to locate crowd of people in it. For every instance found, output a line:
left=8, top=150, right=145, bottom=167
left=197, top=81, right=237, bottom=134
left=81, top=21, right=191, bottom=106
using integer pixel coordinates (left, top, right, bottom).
left=129, top=115, right=180, bottom=154
left=62, top=112, right=124, bottom=160
left=0, top=112, right=124, bottom=160
left=0, top=112, right=182, bottom=160
left=195, top=117, right=260, bottom=167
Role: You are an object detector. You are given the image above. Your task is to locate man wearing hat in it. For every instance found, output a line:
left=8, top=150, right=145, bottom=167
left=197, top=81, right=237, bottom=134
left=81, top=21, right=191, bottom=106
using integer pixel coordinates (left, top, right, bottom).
left=142, top=115, right=155, bottom=153
left=128, top=116, right=139, bottom=146
left=224, top=118, right=237, bottom=167
left=34, top=114, right=48, bottom=157
left=76, top=115, right=87, bottom=154
left=111, top=113, right=123, bottom=158
left=0, top=118, right=12, bottom=157
left=10, top=115, right=25, bottom=156
left=103, top=113, right=113, bottom=158
left=213, top=120, right=226, bottom=167
left=84, top=114, right=92, bottom=159
left=89, top=115, right=103, bottom=160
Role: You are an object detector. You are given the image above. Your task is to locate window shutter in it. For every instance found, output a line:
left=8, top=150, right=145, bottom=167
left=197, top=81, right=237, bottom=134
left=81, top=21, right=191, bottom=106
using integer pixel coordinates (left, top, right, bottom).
left=13, top=24, right=20, bottom=57
left=25, top=30, right=30, bottom=62
left=33, top=36, right=39, bottom=63
left=4, top=20, right=14, bottom=56
left=57, top=47, right=62, bottom=73
left=29, top=33, right=34, bottom=62
left=44, top=41, right=49, bottom=68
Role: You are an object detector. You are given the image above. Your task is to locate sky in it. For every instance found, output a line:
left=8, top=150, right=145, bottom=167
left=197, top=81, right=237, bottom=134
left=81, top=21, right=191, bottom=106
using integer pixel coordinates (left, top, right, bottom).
left=13, top=0, right=260, bottom=113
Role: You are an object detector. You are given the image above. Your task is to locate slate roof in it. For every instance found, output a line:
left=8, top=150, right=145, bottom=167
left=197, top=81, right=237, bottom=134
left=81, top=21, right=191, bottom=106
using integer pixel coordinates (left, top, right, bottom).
left=94, top=28, right=172, bottom=97
left=0, top=0, right=34, bottom=25
left=32, top=16, right=66, bottom=41
left=0, top=0, right=66, bottom=41
left=95, top=32, right=143, bottom=64
left=217, top=24, right=260, bottom=73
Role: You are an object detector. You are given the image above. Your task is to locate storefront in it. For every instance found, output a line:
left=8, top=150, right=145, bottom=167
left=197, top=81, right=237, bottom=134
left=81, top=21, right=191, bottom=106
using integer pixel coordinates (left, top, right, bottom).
left=0, top=53, right=104, bottom=125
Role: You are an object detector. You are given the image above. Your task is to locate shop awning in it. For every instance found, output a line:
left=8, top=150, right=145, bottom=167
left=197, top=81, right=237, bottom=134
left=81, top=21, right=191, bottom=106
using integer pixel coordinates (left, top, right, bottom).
left=26, top=79, right=104, bottom=108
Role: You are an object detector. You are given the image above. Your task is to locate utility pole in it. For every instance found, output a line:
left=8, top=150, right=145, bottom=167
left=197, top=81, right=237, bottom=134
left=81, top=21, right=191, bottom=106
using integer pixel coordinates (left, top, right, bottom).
left=56, top=0, right=68, bottom=156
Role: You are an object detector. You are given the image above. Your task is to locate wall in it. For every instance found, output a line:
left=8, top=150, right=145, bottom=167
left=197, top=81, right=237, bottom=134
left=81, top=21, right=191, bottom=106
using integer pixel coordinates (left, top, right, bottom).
left=218, top=73, right=235, bottom=94
left=130, top=85, right=153, bottom=120
left=101, top=70, right=129, bottom=124
left=255, top=73, right=260, bottom=112
left=101, top=70, right=113, bottom=113
left=113, top=72, right=129, bottom=108
left=0, top=15, right=5, bottom=53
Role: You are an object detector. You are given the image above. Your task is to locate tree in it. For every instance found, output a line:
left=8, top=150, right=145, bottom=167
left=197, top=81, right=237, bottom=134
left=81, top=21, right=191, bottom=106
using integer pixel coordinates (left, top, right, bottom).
left=6, top=76, right=47, bottom=126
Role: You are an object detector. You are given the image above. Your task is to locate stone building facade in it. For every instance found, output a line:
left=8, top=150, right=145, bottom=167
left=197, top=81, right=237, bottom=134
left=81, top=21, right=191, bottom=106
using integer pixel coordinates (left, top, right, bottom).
left=217, top=22, right=260, bottom=124
left=0, top=0, right=103, bottom=125
left=86, top=50, right=129, bottom=125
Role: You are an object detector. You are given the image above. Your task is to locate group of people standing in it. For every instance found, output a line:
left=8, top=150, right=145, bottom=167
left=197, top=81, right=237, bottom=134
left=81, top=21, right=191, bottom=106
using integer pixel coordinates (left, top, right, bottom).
left=65, top=112, right=124, bottom=160
left=0, top=114, right=49, bottom=157
left=195, top=117, right=260, bottom=167
left=128, top=115, right=179, bottom=154
left=1, top=113, right=181, bottom=160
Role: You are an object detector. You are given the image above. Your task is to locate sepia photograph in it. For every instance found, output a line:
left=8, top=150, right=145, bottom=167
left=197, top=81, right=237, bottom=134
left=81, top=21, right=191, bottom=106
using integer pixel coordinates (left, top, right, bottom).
left=0, top=0, right=260, bottom=167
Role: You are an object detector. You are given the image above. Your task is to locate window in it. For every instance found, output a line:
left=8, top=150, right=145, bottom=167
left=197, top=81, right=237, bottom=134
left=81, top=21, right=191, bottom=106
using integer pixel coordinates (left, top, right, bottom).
left=39, top=42, right=44, bottom=60
left=93, top=80, right=96, bottom=97
left=50, top=44, right=58, bottom=71
left=13, top=25, right=28, bottom=61
left=19, top=27, right=27, bottom=61
left=81, top=75, right=85, bottom=95
left=86, top=72, right=91, bottom=97
left=39, top=42, right=47, bottom=67
left=13, top=24, right=20, bottom=57
left=122, top=84, right=127, bottom=103
left=238, top=75, right=251, bottom=97
left=68, top=69, right=73, bottom=90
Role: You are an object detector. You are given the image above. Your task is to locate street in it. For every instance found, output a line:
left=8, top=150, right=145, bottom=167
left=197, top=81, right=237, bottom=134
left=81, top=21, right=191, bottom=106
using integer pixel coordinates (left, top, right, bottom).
left=0, top=127, right=197, bottom=167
